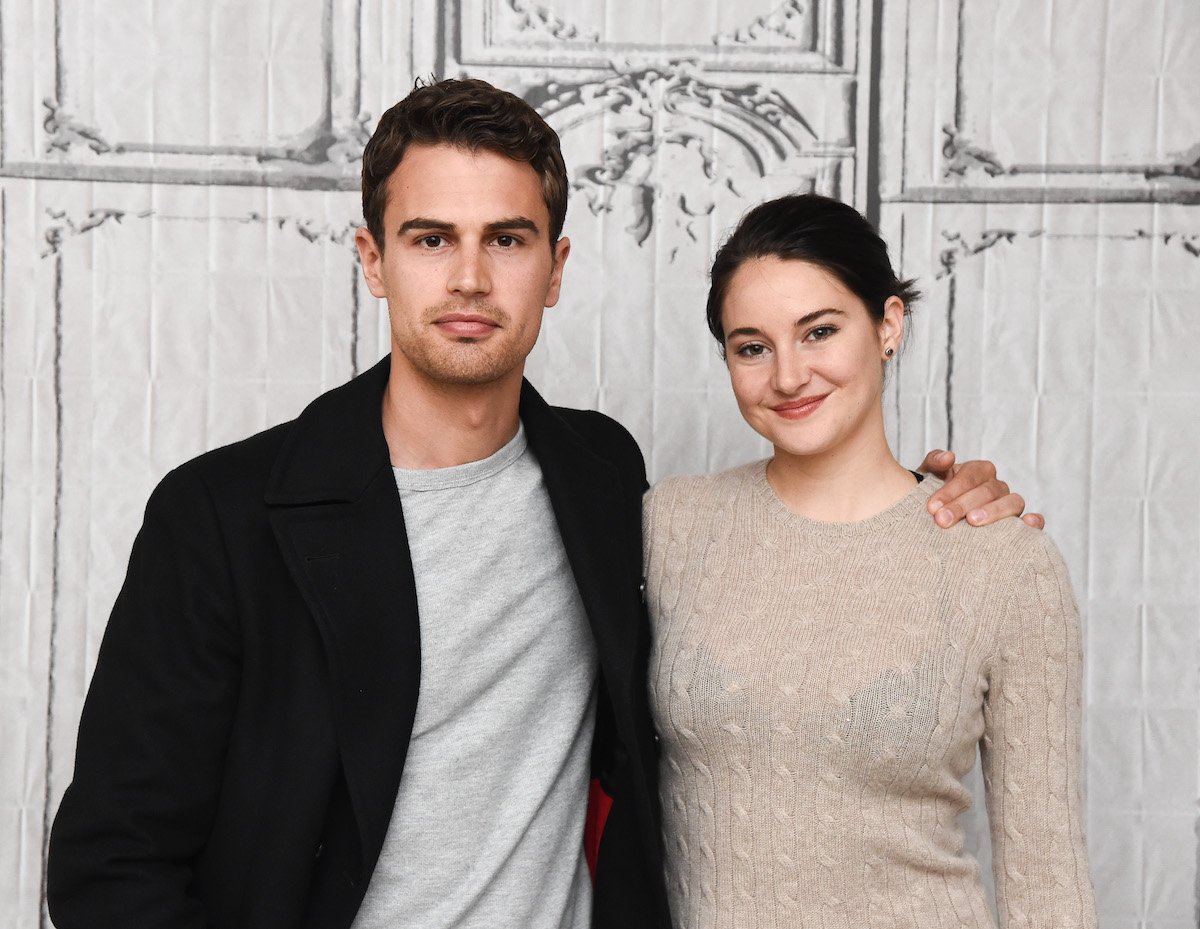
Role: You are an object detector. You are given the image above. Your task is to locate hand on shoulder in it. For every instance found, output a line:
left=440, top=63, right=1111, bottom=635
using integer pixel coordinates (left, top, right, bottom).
left=918, top=449, right=1045, bottom=530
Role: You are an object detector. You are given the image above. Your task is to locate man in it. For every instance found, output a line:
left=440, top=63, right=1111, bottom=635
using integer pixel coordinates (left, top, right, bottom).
left=47, top=79, right=1032, bottom=929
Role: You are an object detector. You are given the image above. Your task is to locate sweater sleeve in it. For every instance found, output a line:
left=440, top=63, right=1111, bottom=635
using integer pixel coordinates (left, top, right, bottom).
left=981, top=532, right=1097, bottom=928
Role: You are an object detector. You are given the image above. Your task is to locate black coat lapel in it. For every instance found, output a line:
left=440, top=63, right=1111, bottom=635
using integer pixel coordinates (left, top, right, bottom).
left=519, top=383, right=644, bottom=710
left=265, top=357, right=419, bottom=878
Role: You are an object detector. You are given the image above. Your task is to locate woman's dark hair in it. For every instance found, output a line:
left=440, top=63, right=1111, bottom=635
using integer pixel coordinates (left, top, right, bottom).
left=705, top=193, right=920, bottom=346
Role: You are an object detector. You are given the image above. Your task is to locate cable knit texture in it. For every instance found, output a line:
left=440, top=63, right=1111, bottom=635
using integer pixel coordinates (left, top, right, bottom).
left=644, top=461, right=1096, bottom=929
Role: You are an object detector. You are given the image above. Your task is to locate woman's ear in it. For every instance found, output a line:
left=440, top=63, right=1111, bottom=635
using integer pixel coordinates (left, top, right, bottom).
left=879, top=295, right=906, bottom=357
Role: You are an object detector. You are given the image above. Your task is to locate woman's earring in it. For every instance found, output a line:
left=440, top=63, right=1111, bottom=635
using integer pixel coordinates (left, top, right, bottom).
left=884, top=347, right=895, bottom=358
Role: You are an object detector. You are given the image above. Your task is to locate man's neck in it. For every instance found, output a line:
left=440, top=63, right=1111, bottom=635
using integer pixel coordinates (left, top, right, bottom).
left=381, top=362, right=523, bottom=470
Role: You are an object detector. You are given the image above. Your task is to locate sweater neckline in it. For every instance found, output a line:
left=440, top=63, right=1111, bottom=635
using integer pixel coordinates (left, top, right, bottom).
left=748, top=459, right=943, bottom=539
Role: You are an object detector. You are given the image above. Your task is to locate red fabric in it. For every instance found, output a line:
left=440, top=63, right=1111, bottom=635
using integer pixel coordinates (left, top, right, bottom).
left=583, top=778, right=613, bottom=879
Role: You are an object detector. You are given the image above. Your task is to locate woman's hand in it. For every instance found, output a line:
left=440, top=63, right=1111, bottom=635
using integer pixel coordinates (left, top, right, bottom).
left=918, top=449, right=1045, bottom=530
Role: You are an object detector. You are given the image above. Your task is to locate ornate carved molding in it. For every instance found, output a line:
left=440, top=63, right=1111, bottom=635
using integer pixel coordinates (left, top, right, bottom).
left=936, top=229, right=1016, bottom=277
left=42, top=99, right=112, bottom=156
left=259, top=113, right=373, bottom=166
left=937, top=129, right=1200, bottom=196
left=936, top=227, right=1200, bottom=279
left=528, top=61, right=820, bottom=245
left=1118, top=227, right=1200, bottom=257
left=500, top=0, right=599, bottom=42
left=941, top=124, right=1006, bottom=180
left=1144, top=143, right=1200, bottom=183
left=907, top=14, right=1200, bottom=201
left=41, top=207, right=142, bottom=256
left=24, top=0, right=364, bottom=182
left=712, top=0, right=813, bottom=47
left=241, top=211, right=363, bottom=247
left=40, top=207, right=362, bottom=257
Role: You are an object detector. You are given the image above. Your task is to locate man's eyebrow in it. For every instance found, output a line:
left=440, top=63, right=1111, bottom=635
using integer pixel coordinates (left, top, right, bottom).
left=725, top=308, right=845, bottom=341
left=396, top=218, right=455, bottom=236
left=484, top=217, right=541, bottom=236
left=394, top=217, right=542, bottom=237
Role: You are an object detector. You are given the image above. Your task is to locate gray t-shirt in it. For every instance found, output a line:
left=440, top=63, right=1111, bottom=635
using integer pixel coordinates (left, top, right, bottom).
left=350, top=424, right=598, bottom=929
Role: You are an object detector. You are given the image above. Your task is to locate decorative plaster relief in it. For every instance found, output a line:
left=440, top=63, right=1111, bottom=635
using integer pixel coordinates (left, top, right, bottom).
left=528, top=61, right=825, bottom=245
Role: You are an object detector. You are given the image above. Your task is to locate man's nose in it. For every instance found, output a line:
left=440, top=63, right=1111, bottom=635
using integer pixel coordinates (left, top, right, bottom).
left=448, top=244, right=491, bottom=297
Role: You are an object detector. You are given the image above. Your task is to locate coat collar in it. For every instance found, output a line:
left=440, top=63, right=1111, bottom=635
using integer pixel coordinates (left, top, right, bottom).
left=265, top=355, right=393, bottom=506
left=263, top=357, right=625, bottom=509
left=265, top=356, right=418, bottom=880
left=264, top=356, right=642, bottom=880
left=517, top=381, right=643, bottom=699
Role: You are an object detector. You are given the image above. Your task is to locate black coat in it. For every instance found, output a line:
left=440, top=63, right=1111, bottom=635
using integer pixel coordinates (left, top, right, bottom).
left=47, top=356, right=670, bottom=929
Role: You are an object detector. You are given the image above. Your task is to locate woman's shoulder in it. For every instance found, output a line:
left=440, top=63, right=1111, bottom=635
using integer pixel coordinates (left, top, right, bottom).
left=643, top=462, right=766, bottom=564
left=911, top=476, right=1068, bottom=573
left=644, top=459, right=765, bottom=515
left=954, top=508, right=1061, bottom=560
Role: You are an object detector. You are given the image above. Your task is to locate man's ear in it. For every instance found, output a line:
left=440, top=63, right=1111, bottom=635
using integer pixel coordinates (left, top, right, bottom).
left=355, top=227, right=388, bottom=300
left=544, top=236, right=571, bottom=308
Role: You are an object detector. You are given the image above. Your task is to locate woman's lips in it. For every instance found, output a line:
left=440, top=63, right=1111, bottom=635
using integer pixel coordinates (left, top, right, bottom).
left=770, top=393, right=829, bottom=420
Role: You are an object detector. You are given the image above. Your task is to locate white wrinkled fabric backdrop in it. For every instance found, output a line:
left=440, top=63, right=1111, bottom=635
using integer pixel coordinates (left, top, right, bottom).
left=1, top=1, right=1197, bottom=927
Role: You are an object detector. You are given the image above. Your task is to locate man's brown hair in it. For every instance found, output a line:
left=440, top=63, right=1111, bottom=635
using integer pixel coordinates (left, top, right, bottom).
left=361, top=77, right=569, bottom=251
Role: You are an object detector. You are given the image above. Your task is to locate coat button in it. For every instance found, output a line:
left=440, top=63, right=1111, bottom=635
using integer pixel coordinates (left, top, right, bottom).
left=314, top=843, right=324, bottom=860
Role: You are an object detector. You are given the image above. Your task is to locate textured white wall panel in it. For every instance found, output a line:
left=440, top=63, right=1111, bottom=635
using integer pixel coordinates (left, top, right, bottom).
left=1, top=1, right=1197, bottom=927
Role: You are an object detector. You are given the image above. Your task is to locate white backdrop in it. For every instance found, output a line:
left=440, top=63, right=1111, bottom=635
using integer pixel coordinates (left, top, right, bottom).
left=1, top=1, right=1197, bottom=927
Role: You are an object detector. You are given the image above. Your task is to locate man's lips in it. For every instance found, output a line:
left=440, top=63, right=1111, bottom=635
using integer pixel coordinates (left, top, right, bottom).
left=770, top=393, right=829, bottom=419
left=433, top=313, right=500, bottom=338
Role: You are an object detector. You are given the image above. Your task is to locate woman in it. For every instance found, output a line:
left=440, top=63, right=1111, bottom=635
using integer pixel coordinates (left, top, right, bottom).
left=644, top=195, right=1096, bottom=928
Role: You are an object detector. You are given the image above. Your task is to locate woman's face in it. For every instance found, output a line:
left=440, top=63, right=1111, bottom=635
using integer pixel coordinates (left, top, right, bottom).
left=721, top=256, right=903, bottom=462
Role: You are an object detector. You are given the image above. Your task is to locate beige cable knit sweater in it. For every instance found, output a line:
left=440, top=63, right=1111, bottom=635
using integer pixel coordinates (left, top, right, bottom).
left=644, top=462, right=1096, bottom=929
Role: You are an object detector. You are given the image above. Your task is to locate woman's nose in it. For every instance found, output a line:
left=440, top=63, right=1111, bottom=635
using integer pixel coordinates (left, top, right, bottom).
left=771, top=348, right=811, bottom=394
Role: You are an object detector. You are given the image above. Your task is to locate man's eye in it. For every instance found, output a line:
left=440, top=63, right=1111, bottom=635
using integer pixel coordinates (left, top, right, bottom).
left=495, top=234, right=518, bottom=247
left=419, top=235, right=444, bottom=248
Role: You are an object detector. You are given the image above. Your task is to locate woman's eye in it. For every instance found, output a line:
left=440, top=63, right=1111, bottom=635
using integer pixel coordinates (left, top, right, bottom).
left=806, top=325, right=837, bottom=341
left=734, top=343, right=768, bottom=358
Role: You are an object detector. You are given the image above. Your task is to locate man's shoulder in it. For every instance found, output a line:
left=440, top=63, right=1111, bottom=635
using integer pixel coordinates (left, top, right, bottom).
left=549, top=405, right=635, bottom=445
left=152, top=419, right=297, bottom=512
left=159, top=359, right=391, bottom=510
left=547, top=404, right=645, bottom=478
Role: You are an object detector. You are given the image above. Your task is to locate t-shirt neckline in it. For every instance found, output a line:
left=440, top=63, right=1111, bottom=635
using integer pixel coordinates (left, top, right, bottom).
left=392, top=422, right=528, bottom=492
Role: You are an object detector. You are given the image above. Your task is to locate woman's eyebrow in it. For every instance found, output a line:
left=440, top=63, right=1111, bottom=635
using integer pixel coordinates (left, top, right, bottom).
left=726, top=308, right=845, bottom=341
left=793, top=308, right=845, bottom=327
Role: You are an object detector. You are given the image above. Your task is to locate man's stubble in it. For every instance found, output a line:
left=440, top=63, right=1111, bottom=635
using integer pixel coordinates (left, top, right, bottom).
left=392, top=299, right=532, bottom=387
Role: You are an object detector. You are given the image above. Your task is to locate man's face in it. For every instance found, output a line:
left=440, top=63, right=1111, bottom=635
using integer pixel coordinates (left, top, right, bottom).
left=356, top=143, right=570, bottom=389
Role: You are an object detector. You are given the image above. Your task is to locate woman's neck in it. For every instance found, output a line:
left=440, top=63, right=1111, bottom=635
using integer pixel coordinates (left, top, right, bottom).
left=766, top=424, right=917, bottom=523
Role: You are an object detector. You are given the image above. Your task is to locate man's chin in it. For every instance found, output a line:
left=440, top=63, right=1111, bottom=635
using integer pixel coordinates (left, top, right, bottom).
left=399, top=347, right=525, bottom=388
left=431, top=369, right=515, bottom=387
